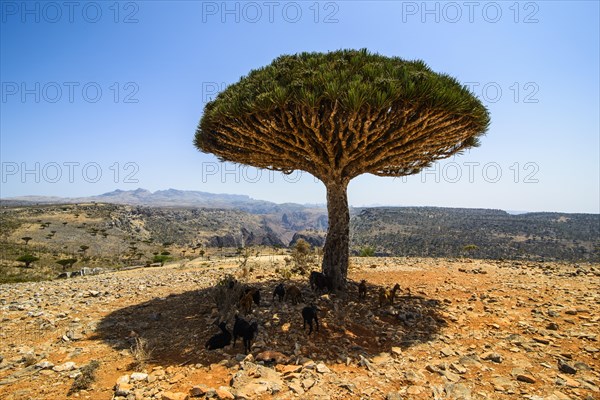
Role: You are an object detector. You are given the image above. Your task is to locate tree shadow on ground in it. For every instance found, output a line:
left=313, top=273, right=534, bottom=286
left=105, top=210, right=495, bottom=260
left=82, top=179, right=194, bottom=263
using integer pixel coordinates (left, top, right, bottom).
left=92, top=278, right=448, bottom=367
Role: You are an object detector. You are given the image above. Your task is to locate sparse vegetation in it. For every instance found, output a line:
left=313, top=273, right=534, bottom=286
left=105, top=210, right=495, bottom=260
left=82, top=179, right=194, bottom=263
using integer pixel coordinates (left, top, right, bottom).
left=291, top=239, right=312, bottom=275
left=359, top=246, right=375, bottom=257
left=67, top=360, right=100, bottom=396
left=130, top=338, right=152, bottom=372
left=152, top=254, right=171, bottom=266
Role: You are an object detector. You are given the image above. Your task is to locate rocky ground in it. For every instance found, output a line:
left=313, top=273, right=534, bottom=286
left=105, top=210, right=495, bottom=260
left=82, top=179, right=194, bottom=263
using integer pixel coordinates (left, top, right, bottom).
left=0, top=257, right=598, bottom=400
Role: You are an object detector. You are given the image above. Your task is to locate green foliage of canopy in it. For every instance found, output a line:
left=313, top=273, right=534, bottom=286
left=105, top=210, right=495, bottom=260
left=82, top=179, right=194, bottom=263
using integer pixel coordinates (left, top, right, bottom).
left=196, top=49, right=489, bottom=181
left=210, top=49, right=486, bottom=119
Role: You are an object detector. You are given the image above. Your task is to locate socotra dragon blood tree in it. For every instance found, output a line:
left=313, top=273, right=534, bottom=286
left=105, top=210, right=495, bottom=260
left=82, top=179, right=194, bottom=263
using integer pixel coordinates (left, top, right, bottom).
left=195, top=49, right=490, bottom=291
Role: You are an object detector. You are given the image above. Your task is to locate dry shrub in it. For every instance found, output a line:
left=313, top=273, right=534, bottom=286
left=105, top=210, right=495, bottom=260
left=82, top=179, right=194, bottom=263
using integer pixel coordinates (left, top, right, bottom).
left=212, top=274, right=245, bottom=320
left=130, top=337, right=153, bottom=371
left=68, top=360, right=100, bottom=396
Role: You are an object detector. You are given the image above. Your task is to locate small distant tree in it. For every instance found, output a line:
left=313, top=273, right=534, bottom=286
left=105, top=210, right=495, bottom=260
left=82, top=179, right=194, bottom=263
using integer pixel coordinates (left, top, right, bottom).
left=79, top=245, right=90, bottom=254
left=462, top=244, right=479, bottom=258
left=17, top=254, right=39, bottom=268
left=152, top=254, right=171, bottom=266
left=359, top=246, right=376, bottom=257
left=21, top=237, right=32, bottom=245
left=291, top=239, right=312, bottom=274
left=56, top=258, right=77, bottom=270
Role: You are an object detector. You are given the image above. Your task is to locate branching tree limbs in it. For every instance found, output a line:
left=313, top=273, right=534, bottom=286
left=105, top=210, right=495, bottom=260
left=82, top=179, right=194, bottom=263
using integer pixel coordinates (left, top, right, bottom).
left=195, top=49, right=490, bottom=291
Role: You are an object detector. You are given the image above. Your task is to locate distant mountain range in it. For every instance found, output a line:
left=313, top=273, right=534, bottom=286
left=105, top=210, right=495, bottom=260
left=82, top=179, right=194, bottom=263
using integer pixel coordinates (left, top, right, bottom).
left=1, top=189, right=598, bottom=263
left=1, top=188, right=322, bottom=214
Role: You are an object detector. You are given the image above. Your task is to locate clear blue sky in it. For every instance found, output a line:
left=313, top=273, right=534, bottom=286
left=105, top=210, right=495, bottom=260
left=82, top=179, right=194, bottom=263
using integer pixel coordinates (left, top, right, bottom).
left=1, top=1, right=598, bottom=213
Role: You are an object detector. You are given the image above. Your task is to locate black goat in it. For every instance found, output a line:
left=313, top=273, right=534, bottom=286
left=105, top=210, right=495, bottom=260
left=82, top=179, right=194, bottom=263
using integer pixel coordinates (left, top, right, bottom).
left=286, top=285, right=303, bottom=305
left=309, top=271, right=331, bottom=293
left=358, top=280, right=367, bottom=299
left=241, top=287, right=261, bottom=306
left=233, top=315, right=258, bottom=354
left=205, top=322, right=231, bottom=350
left=250, top=288, right=261, bottom=306
left=302, top=305, right=319, bottom=335
left=272, top=283, right=285, bottom=302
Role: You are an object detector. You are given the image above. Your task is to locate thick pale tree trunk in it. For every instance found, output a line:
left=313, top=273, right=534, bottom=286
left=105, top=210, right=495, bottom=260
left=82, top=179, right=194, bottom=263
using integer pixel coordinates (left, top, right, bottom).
left=322, top=180, right=350, bottom=292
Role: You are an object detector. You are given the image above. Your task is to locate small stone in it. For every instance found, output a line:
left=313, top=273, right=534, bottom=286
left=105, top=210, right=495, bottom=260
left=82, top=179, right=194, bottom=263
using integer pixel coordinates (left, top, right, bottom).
left=557, top=375, right=580, bottom=388
left=533, top=337, right=551, bottom=345
left=130, top=372, right=148, bottom=381
left=551, top=391, right=572, bottom=400
left=426, top=364, right=442, bottom=374
left=276, top=364, right=302, bottom=375
left=339, top=382, right=356, bottom=393
left=53, top=361, right=77, bottom=372
left=316, top=362, right=330, bottom=374
left=573, top=362, right=590, bottom=371
left=255, top=351, right=289, bottom=364
left=442, top=370, right=461, bottom=382
left=190, top=385, right=209, bottom=397
left=403, top=370, right=425, bottom=384
left=546, top=322, right=559, bottom=330
left=161, top=391, right=189, bottom=400
left=481, top=352, right=503, bottom=363
left=115, top=383, right=133, bottom=396
left=386, top=391, right=403, bottom=400
left=35, top=360, right=54, bottom=369
left=558, top=361, right=577, bottom=374
left=444, top=382, right=471, bottom=399
left=169, top=373, right=185, bottom=383
left=491, top=376, right=514, bottom=392
left=516, top=374, right=536, bottom=384
left=440, top=347, right=455, bottom=357
left=302, top=378, right=315, bottom=390
left=288, top=382, right=304, bottom=395
left=215, top=387, right=234, bottom=399
left=450, top=363, right=467, bottom=374
left=406, top=386, right=424, bottom=395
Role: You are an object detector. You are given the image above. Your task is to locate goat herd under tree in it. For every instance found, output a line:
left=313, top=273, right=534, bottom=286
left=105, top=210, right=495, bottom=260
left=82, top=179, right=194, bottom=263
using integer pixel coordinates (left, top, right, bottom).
left=205, top=271, right=403, bottom=354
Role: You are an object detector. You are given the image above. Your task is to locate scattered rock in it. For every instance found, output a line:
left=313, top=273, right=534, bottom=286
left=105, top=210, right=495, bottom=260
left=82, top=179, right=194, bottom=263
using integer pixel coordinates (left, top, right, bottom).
left=190, top=385, right=209, bottom=397
left=481, top=352, right=503, bottom=363
left=558, top=361, right=577, bottom=374
left=52, top=361, right=76, bottom=372
left=130, top=372, right=148, bottom=381
left=516, top=374, right=536, bottom=384
left=162, top=391, right=189, bottom=400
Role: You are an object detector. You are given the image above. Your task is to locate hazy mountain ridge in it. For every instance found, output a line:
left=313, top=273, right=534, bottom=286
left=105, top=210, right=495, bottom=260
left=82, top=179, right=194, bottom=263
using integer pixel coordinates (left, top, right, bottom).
left=2, top=188, right=302, bottom=214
